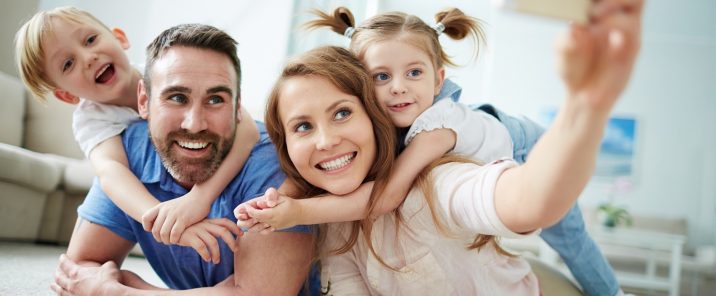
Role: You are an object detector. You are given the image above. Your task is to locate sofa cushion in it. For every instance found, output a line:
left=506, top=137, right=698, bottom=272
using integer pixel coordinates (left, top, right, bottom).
left=24, top=95, right=84, bottom=160
left=0, top=71, right=26, bottom=147
left=0, top=143, right=62, bottom=192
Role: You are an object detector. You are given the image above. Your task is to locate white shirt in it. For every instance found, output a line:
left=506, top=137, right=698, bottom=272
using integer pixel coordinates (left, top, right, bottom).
left=321, top=160, right=540, bottom=296
left=72, top=99, right=140, bottom=157
left=405, top=99, right=513, bottom=163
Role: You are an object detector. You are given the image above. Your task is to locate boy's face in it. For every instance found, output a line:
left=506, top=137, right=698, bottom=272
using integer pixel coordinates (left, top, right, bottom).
left=42, top=18, right=133, bottom=104
left=362, top=39, right=445, bottom=128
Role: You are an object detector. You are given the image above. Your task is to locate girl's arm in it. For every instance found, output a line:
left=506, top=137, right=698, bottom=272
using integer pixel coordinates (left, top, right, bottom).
left=494, top=0, right=643, bottom=234
left=143, top=108, right=259, bottom=244
left=237, top=128, right=456, bottom=229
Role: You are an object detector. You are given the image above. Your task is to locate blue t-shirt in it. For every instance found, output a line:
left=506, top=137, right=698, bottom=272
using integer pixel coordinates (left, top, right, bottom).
left=78, top=120, right=314, bottom=291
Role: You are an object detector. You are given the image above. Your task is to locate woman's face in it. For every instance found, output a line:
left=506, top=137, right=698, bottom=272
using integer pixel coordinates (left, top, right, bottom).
left=278, top=76, right=377, bottom=195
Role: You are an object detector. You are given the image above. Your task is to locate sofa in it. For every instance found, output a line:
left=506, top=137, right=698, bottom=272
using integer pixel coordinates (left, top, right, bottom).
left=0, top=70, right=93, bottom=245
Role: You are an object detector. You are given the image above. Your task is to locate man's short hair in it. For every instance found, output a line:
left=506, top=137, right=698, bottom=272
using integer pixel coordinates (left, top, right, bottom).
left=144, top=23, right=242, bottom=103
left=15, top=6, right=112, bottom=102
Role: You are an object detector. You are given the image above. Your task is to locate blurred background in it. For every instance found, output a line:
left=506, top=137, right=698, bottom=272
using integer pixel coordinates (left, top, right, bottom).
left=1, top=0, right=714, bottom=295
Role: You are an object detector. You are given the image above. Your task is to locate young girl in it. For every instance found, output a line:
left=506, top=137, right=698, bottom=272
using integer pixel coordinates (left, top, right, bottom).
left=16, top=7, right=256, bottom=263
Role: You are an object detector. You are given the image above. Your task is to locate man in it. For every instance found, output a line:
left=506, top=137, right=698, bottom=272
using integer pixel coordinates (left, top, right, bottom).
left=51, top=24, right=315, bottom=295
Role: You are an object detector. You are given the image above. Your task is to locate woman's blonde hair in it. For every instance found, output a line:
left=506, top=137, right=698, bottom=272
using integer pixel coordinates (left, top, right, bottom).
left=264, top=46, right=398, bottom=260
left=15, top=6, right=112, bottom=102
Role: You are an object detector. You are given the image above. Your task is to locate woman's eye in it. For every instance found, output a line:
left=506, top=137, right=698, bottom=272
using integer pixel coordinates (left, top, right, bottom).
left=86, top=35, right=97, bottom=45
left=335, top=108, right=352, bottom=120
left=374, top=73, right=390, bottom=82
left=295, top=122, right=312, bottom=133
left=62, top=59, right=74, bottom=72
left=407, top=69, right=422, bottom=77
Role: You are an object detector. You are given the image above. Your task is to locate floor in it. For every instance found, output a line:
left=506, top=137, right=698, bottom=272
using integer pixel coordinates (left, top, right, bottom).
left=0, top=241, right=163, bottom=296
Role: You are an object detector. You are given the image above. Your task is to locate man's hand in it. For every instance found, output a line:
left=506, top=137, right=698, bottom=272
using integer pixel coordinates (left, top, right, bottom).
left=52, top=254, right=124, bottom=296
left=141, top=195, right=211, bottom=245
left=176, top=218, right=242, bottom=264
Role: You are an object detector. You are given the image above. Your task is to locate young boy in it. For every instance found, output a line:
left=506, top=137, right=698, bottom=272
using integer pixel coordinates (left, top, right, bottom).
left=16, top=6, right=256, bottom=263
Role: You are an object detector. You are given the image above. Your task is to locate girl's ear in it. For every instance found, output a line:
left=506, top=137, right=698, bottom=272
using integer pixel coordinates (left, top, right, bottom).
left=434, top=67, right=446, bottom=96
left=137, top=79, right=149, bottom=119
left=112, top=28, right=130, bottom=50
left=53, top=89, right=80, bottom=105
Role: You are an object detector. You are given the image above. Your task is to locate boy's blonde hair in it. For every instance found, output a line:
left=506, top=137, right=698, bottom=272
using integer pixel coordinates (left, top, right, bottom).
left=15, top=6, right=112, bottom=102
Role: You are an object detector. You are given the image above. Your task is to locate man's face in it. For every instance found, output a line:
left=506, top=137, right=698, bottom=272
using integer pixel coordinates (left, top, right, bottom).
left=138, top=46, right=238, bottom=188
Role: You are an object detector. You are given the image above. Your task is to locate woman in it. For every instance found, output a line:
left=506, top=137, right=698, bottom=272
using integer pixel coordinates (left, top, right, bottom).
left=252, top=1, right=642, bottom=293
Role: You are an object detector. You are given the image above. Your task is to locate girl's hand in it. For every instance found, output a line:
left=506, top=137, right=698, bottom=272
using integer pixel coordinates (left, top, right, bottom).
left=141, top=193, right=211, bottom=245
left=234, top=188, right=302, bottom=234
left=557, top=0, right=644, bottom=112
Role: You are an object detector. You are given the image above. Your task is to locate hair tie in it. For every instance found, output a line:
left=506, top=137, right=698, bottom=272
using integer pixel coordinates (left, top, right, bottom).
left=432, top=22, right=445, bottom=35
left=344, top=27, right=355, bottom=39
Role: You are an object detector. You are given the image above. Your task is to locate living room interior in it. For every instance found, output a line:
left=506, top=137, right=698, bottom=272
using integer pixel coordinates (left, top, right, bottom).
left=1, top=0, right=714, bottom=295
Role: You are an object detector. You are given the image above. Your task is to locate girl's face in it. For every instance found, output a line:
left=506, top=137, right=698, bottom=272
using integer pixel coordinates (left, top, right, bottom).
left=278, top=76, right=377, bottom=195
left=362, top=39, right=445, bottom=128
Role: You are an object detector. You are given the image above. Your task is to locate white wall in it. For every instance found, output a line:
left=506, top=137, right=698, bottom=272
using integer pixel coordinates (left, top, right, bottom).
left=30, top=0, right=716, bottom=247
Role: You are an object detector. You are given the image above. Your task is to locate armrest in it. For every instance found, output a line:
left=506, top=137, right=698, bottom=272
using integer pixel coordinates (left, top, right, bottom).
left=0, top=143, right=63, bottom=192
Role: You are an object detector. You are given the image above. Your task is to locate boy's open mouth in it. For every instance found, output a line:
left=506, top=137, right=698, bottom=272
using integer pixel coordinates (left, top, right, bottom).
left=95, top=64, right=115, bottom=84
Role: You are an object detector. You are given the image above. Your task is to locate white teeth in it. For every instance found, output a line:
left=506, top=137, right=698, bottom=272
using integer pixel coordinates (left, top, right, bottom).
left=177, top=141, right=208, bottom=149
left=96, top=64, right=110, bottom=79
left=318, top=154, right=354, bottom=171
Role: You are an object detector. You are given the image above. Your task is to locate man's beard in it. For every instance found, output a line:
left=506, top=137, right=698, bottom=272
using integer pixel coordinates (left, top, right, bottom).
left=151, top=129, right=234, bottom=185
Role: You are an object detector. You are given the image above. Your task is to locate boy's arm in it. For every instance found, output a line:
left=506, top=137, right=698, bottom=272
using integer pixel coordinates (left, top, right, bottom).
left=238, top=128, right=456, bottom=228
left=89, top=136, right=159, bottom=222
left=144, top=108, right=259, bottom=244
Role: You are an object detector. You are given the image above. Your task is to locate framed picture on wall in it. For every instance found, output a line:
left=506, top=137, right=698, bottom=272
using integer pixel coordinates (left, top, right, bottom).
left=539, top=108, right=637, bottom=179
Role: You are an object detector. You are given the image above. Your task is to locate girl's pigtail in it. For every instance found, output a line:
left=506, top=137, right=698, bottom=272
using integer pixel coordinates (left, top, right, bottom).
left=435, top=8, right=486, bottom=60
left=305, top=7, right=356, bottom=38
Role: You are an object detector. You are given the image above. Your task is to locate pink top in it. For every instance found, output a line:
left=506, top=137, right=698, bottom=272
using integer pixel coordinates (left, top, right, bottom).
left=321, top=160, right=540, bottom=295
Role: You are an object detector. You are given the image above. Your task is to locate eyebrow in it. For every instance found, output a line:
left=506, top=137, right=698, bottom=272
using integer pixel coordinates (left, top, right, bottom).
left=160, top=85, right=191, bottom=97
left=207, top=86, right=233, bottom=97
left=285, top=98, right=356, bottom=126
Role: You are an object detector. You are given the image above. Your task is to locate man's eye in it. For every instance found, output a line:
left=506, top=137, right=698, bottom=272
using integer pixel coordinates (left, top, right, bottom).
left=169, top=94, right=188, bottom=103
left=374, top=73, right=390, bottom=82
left=335, top=108, right=352, bottom=120
left=86, top=35, right=97, bottom=45
left=62, top=59, right=74, bottom=72
left=208, top=95, right=225, bottom=105
left=407, top=69, right=422, bottom=77
left=295, top=122, right=312, bottom=133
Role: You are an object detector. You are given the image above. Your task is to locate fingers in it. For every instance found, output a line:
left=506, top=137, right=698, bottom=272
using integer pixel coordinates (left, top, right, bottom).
left=159, top=215, right=176, bottom=244
left=151, top=210, right=167, bottom=243
left=246, top=206, right=274, bottom=222
left=196, top=229, right=221, bottom=264
left=183, top=232, right=212, bottom=262
left=141, top=206, right=159, bottom=232
left=169, top=220, right=186, bottom=245
left=265, top=187, right=280, bottom=208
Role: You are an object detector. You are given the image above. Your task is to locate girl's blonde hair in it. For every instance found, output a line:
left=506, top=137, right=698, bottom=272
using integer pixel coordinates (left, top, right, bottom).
left=264, top=46, right=398, bottom=260
left=306, top=8, right=509, bottom=263
left=306, top=6, right=486, bottom=74
left=15, top=6, right=111, bottom=102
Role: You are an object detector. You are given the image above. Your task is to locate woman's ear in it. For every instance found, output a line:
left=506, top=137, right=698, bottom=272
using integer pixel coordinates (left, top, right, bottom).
left=434, top=67, right=446, bottom=96
left=137, top=79, right=149, bottom=119
left=53, top=89, right=80, bottom=105
left=112, top=28, right=130, bottom=50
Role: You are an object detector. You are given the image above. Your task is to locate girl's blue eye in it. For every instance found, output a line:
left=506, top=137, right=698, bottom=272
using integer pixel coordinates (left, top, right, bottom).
left=374, top=73, right=390, bottom=82
left=295, top=122, right=312, bottom=133
left=408, top=69, right=422, bottom=77
left=335, top=108, right=352, bottom=120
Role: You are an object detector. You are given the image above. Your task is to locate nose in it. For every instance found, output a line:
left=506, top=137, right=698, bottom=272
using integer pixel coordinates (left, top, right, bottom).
left=316, top=127, right=340, bottom=151
left=181, top=104, right=208, bottom=133
left=84, top=51, right=99, bottom=69
left=390, top=78, right=407, bottom=95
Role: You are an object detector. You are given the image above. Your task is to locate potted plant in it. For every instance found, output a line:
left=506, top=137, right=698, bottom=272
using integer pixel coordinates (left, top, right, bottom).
left=598, top=177, right=634, bottom=228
